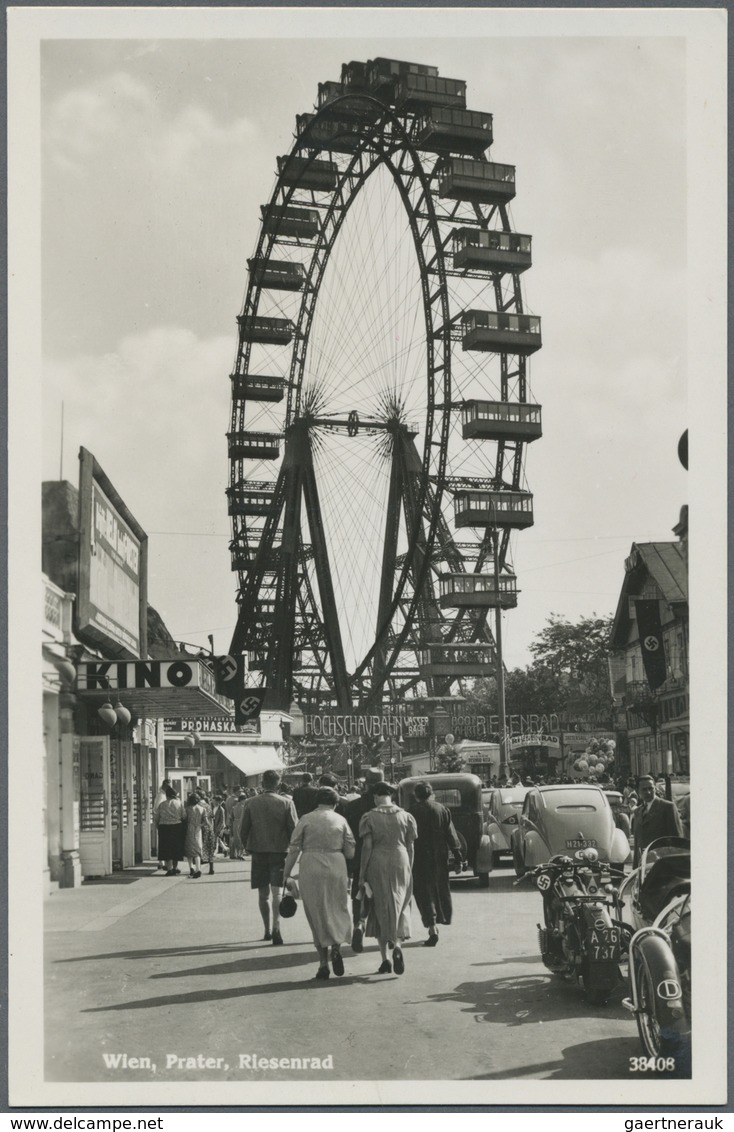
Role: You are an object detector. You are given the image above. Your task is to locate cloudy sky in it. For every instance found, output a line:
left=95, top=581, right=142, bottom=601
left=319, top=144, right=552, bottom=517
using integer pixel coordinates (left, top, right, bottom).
left=37, top=12, right=696, bottom=670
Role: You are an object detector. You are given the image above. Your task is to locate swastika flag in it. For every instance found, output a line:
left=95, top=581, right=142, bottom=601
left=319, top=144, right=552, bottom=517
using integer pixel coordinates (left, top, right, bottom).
left=634, top=599, right=667, bottom=690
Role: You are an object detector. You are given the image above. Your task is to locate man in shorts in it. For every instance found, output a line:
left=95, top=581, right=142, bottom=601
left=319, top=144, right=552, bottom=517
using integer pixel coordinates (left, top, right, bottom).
left=239, top=769, right=298, bottom=945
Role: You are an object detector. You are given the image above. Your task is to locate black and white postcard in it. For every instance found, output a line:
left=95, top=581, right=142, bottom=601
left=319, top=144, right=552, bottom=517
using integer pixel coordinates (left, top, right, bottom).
left=8, top=4, right=728, bottom=1110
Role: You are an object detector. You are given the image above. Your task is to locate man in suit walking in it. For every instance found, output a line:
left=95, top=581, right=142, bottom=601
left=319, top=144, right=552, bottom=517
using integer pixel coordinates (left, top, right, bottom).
left=292, top=772, right=319, bottom=819
left=632, top=774, right=684, bottom=867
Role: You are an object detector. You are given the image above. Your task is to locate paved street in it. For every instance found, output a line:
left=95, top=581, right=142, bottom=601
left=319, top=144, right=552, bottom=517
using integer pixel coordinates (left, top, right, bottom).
left=45, top=857, right=641, bottom=1083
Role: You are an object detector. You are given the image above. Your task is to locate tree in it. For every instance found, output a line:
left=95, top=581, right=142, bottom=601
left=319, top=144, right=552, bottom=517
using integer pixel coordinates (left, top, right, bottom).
left=456, top=613, right=614, bottom=725
left=529, top=614, right=614, bottom=717
left=503, top=664, right=565, bottom=719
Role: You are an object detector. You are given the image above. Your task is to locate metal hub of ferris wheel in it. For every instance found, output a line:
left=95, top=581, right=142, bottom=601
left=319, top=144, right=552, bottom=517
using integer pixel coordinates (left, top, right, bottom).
left=227, top=57, right=543, bottom=713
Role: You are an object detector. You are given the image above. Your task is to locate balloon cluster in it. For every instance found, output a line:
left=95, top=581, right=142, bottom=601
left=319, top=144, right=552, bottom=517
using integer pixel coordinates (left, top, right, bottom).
left=573, top=737, right=616, bottom=780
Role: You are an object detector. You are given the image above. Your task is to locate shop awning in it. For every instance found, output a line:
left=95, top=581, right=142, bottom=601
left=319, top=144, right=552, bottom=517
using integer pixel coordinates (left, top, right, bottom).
left=214, top=744, right=284, bottom=778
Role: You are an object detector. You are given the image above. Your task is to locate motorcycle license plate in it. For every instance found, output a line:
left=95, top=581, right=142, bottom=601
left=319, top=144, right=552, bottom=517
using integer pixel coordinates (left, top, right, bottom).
left=586, top=924, right=621, bottom=961
left=566, top=838, right=597, bottom=849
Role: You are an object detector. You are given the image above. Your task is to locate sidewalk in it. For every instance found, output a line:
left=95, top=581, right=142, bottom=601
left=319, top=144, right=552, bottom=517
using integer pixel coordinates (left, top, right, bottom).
left=43, top=856, right=638, bottom=1086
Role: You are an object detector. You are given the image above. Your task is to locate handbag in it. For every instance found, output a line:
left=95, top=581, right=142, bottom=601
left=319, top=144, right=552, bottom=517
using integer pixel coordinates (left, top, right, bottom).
left=278, top=876, right=299, bottom=918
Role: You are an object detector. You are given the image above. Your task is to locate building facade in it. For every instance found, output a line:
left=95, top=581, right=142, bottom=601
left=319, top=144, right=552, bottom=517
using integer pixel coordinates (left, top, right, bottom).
left=42, top=453, right=231, bottom=887
left=608, top=509, right=689, bottom=778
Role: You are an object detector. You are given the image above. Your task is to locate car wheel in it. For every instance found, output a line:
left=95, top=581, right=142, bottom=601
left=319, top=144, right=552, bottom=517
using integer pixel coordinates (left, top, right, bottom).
left=477, top=871, right=490, bottom=888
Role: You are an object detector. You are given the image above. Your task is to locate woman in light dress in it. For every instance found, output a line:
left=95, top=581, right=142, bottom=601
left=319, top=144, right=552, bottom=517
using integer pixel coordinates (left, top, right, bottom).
left=229, top=793, right=248, bottom=860
left=358, top=782, right=418, bottom=975
left=282, top=786, right=356, bottom=980
left=183, top=792, right=211, bottom=879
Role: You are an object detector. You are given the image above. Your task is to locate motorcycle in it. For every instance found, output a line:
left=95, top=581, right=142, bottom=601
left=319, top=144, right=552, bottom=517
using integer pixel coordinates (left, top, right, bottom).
left=522, top=848, right=629, bottom=1005
left=618, top=836, right=690, bottom=932
left=620, top=837, right=691, bottom=1072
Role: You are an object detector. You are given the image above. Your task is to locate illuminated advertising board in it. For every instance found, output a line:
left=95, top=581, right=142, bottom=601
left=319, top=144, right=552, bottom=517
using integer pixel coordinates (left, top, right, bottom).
left=77, top=448, right=148, bottom=658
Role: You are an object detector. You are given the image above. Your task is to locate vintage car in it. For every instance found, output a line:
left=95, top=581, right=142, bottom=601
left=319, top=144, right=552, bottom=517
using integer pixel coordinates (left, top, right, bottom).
left=398, top=773, right=491, bottom=886
left=484, top=784, right=531, bottom=865
left=510, top=783, right=631, bottom=877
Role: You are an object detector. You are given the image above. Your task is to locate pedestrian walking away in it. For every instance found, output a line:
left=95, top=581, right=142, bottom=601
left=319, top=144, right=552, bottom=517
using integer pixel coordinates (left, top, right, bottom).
left=410, top=781, right=463, bottom=946
left=317, top=773, right=348, bottom=816
left=230, top=791, right=249, bottom=860
left=199, top=793, right=217, bottom=874
left=212, top=794, right=228, bottom=856
left=239, top=769, right=298, bottom=944
left=631, top=774, right=684, bottom=867
left=184, top=792, right=210, bottom=878
left=292, top=773, right=319, bottom=819
left=358, top=783, right=417, bottom=975
left=224, top=785, right=243, bottom=856
left=282, top=786, right=356, bottom=980
left=344, top=767, right=390, bottom=952
left=153, top=778, right=174, bottom=869
left=154, top=785, right=185, bottom=875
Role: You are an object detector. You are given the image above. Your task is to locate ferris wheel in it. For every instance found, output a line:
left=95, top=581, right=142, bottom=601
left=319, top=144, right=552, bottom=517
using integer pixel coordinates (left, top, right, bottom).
left=227, top=58, right=542, bottom=712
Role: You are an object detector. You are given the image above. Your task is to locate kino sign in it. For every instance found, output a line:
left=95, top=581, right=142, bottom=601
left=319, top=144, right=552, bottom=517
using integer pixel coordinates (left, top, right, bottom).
left=77, top=659, right=217, bottom=697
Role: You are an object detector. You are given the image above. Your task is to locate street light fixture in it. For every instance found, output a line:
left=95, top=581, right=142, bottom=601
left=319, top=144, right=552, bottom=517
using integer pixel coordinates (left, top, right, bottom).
left=288, top=699, right=305, bottom=738
left=491, top=516, right=509, bottom=782
left=430, top=704, right=450, bottom=772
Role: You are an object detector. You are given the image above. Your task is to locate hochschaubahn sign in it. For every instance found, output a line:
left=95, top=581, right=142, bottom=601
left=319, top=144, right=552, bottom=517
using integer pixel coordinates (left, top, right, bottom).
left=303, top=714, right=430, bottom=741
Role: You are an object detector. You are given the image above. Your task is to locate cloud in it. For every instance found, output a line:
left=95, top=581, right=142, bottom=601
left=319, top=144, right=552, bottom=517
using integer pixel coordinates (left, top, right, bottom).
left=44, top=71, right=153, bottom=174
left=43, top=325, right=234, bottom=517
left=45, top=69, right=259, bottom=177
left=43, top=325, right=240, bottom=642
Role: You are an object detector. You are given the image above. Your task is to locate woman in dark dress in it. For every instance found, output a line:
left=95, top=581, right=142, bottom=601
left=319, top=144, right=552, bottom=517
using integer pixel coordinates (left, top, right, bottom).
left=154, top=785, right=186, bottom=875
left=410, top=782, right=463, bottom=946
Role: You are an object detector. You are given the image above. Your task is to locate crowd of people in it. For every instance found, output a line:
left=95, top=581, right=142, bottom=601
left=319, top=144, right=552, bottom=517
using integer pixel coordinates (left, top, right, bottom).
left=152, top=768, right=464, bottom=980
left=152, top=765, right=688, bottom=980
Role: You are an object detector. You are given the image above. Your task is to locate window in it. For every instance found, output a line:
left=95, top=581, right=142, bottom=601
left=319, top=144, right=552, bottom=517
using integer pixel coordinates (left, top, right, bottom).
left=433, top=789, right=461, bottom=808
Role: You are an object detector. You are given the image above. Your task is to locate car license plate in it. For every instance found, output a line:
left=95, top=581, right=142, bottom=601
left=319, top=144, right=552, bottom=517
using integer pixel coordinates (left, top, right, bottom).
left=566, top=838, right=597, bottom=849
left=587, top=924, right=621, bottom=961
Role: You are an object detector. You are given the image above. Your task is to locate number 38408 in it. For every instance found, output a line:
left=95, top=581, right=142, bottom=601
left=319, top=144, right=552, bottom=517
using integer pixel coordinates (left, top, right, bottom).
left=629, top=1056, right=675, bottom=1072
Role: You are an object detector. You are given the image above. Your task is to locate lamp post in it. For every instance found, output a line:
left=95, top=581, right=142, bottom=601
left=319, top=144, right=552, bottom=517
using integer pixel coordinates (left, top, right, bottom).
left=430, top=704, right=450, bottom=772
left=347, top=756, right=353, bottom=788
left=492, top=524, right=509, bottom=782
